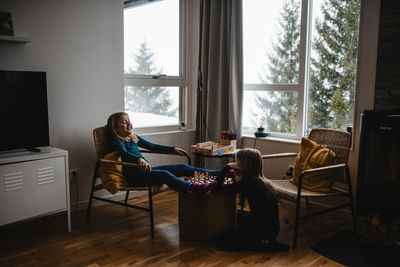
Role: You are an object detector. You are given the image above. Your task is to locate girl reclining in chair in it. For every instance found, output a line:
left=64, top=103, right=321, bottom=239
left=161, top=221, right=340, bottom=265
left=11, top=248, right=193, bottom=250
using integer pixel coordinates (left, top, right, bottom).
left=108, top=112, right=217, bottom=197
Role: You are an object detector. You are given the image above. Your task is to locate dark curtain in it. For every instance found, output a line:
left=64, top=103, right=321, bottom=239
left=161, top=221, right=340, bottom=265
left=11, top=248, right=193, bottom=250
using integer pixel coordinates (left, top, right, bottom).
left=196, top=0, right=243, bottom=168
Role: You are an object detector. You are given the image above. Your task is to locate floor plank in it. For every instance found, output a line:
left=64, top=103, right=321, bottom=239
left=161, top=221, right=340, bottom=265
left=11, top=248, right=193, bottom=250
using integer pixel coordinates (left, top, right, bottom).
left=0, top=191, right=352, bottom=266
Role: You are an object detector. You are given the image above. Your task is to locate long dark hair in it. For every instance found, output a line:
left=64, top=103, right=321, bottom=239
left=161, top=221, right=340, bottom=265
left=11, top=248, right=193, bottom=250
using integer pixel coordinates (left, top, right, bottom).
left=236, top=148, right=275, bottom=193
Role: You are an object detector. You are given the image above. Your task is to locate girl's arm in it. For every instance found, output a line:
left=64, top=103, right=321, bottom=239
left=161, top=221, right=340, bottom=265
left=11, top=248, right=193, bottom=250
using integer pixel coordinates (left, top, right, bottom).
left=216, top=164, right=232, bottom=185
left=137, top=135, right=175, bottom=153
left=214, top=164, right=246, bottom=193
left=111, top=137, right=143, bottom=163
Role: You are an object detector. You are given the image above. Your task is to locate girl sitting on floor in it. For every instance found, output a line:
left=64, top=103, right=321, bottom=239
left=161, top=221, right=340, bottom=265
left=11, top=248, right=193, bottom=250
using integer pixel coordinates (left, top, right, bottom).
left=213, top=148, right=289, bottom=251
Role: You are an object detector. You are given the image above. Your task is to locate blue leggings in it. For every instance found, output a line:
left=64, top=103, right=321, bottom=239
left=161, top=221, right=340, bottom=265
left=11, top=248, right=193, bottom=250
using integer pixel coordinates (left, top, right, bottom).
left=123, top=164, right=220, bottom=192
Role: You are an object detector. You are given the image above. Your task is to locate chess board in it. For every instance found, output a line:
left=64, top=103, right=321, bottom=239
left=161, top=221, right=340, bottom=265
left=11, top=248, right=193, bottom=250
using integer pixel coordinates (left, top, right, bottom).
left=182, top=171, right=233, bottom=185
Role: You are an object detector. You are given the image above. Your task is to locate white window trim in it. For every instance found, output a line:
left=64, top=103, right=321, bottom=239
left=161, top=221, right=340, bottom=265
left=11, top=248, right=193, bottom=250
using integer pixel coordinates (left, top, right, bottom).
left=243, top=0, right=353, bottom=140
left=123, top=0, right=195, bottom=134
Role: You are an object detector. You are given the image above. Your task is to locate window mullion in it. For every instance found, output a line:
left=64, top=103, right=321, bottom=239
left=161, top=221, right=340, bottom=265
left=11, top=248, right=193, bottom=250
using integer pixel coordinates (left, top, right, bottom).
left=180, top=0, right=185, bottom=79
left=296, top=0, right=311, bottom=138
left=302, top=0, right=313, bottom=137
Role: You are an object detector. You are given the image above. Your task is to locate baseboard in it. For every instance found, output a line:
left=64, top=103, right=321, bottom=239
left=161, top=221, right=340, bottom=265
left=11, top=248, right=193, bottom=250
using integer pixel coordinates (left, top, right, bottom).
left=70, top=190, right=148, bottom=212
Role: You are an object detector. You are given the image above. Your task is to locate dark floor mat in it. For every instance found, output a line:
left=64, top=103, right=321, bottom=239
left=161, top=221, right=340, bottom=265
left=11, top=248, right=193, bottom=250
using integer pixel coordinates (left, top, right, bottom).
left=311, top=230, right=397, bottom=267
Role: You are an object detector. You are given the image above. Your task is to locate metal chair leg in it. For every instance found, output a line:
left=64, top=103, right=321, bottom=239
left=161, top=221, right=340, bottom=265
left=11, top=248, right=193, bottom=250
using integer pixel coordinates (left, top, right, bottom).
left=346, top=166, right=357, bottom=233
left=293, top=195, right=301, bottom=249
left=293, top=174, right=305, bottom=249
left=124, top=191, right=130, bottom=204
left=148, top=186, right=155, bottom=239
left=86, top=164, right=99, bottom=220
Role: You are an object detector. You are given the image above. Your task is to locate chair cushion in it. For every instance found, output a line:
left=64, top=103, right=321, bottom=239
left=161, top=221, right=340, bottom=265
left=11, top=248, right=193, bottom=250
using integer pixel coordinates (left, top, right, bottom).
left=268, top=179, right=347, bottom=200
left=98, top=151, right=128, bottom=194
left=290, top=138, right=336, bottom=192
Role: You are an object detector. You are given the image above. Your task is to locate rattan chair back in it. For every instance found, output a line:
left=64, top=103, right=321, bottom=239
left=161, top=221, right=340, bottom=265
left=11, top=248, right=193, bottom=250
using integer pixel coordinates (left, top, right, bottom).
left=308, top=128, right=351, bottom=183
left=93, top=126, right=113, bottom=159
left=308, top=128, right=351, bottom=164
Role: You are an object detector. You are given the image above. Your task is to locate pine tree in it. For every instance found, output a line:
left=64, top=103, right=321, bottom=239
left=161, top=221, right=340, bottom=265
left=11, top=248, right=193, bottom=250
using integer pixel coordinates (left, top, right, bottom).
left=256, top=0, right=300, bottom=134
left=125, top=42, right=176, bottom=116
left=308, top=0, right=360, bottom=130
left=254, top=0, right=359, bottom=134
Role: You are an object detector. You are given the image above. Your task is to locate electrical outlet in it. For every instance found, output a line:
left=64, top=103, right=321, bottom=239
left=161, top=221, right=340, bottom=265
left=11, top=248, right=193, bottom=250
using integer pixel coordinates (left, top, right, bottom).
left=69, top=169, right=78, bottom=179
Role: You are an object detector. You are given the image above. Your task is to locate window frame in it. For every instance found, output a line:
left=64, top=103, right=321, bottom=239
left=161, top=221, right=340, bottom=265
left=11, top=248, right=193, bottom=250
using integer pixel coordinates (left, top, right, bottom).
left=243, top=0, right=356, bottom=140
left=123, top=0, right=191, bottom=133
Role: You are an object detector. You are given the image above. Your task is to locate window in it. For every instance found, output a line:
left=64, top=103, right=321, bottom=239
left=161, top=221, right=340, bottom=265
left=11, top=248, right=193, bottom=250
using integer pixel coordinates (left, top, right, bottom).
left=242, top=0, right=360, bottom=138
left=124, top=0, right=187, bottom=130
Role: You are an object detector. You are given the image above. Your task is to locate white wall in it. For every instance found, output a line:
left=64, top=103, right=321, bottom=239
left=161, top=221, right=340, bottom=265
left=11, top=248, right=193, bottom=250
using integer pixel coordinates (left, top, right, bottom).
left=0, top=0, right=195, bottom=209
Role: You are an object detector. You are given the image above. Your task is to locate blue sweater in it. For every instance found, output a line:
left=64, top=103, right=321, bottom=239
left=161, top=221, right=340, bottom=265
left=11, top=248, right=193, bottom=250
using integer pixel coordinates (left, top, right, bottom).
left=111, top=135, right=174, bottom=163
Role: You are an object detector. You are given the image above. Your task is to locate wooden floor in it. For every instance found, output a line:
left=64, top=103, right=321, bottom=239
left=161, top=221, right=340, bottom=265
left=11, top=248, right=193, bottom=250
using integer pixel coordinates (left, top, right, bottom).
left=0, top=191, right=352, bottom=266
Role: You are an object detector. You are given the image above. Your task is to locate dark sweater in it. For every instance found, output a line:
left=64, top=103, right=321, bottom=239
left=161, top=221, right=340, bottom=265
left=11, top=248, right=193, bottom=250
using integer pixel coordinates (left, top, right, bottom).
left=215, top=167, right=280, bottom=238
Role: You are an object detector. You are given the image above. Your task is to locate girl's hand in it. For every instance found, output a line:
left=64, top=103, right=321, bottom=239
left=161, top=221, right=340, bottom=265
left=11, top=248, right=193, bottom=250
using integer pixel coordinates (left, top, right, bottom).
left=138, top=158, right=151, bottom=172
left=174, top=147, right=188, bottom=156
left=228, top=161, right=242, bottom=171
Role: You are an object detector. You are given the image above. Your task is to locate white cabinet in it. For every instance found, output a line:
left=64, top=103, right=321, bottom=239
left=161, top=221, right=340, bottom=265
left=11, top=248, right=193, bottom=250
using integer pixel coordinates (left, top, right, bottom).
left=0, top=147, right=70, bottom=232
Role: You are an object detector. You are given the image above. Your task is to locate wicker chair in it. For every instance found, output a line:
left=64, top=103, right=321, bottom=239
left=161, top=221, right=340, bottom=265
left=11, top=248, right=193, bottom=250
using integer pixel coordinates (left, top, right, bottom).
left=86, top=126, right=191, bottom=239
left=263, top=128, right=356, bottom=249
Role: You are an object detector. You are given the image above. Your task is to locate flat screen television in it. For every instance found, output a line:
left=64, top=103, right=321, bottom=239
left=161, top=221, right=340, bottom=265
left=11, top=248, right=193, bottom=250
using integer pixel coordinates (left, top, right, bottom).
left=0, top=70, right=50, bottom=152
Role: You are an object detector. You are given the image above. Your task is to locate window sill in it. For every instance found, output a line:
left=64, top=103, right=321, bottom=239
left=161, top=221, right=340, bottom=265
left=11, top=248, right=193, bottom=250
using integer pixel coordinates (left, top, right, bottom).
left=242, top=134, right=301, bottom=145
left=139, top=128, right=195, bottom=137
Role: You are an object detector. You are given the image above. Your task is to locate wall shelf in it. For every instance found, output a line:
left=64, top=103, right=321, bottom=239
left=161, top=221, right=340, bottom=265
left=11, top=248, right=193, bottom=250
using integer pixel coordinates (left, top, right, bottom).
left=0, top=34, right=31, bottom=43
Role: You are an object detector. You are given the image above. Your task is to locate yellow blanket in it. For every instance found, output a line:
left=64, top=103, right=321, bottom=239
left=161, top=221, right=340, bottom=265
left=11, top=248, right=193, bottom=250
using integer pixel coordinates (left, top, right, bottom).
left=98, top=151, right=128, bottom=194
